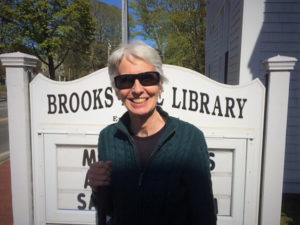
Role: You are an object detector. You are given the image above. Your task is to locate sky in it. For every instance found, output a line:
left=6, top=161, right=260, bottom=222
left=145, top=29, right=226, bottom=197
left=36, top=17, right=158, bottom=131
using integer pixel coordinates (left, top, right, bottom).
left=100, top=0, right=122, bottom=8
left=96, top=0, right=155, bottom=47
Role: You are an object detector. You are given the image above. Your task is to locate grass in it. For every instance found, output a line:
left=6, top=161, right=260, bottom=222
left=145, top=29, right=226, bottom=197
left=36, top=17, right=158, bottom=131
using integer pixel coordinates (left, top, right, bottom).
left=0, top=84, right=7, bottom=97
left=281, top=194, right=300, bottom=225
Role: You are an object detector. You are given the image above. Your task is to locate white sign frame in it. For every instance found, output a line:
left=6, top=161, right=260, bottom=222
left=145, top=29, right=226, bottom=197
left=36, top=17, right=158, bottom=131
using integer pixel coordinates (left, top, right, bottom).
left=207, top=137, right=247, bottom=225
left=30, top=65, right=265, bottom=225
left=44, top=134, right=97, bottom=224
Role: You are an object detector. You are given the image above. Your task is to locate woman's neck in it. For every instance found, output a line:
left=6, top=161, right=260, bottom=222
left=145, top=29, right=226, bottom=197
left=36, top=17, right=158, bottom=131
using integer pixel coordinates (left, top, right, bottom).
left=129, top=109, right=166, bottom=137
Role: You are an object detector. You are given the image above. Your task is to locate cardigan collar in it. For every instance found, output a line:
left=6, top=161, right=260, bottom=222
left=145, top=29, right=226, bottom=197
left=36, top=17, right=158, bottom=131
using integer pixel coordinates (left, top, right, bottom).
left=115, top=106, right=177, bottom=141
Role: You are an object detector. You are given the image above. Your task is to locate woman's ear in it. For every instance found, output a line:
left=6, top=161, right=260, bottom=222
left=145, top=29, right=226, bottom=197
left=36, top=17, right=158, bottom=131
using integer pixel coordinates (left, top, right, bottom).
left=116, top=91, right=121, bottom=100
left=158, top=86, right=162, bottom=97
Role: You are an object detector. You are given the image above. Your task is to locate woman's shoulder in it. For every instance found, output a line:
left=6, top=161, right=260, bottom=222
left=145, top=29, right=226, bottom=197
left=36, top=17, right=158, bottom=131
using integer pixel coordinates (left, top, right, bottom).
left=169, top=116, right=204, bottom=135
left=98, top=123, right=118, bottom=137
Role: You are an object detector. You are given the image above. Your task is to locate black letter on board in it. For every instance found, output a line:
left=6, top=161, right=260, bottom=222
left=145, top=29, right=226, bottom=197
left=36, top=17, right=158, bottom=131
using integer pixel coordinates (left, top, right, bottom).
left=182, top=89, right=187, bottom=110
left=105, top=87, right=113, bottom=107
left=225, top=97, right=235, bottom=118
left=82, top=149, right=96, bottom=166
left=188, top=90, right=198, bottom=111
left=89, top=198, right=95, bottom=210
left=200, top=93, right=210, bottom=114
left=93, top=89, right=103, bottom=109
left=237, top=98, right=247, bottom=119
left=69, top=92, right=80, bottom=113
left=209, top=152, right=215, bottom=171
left=58, top=94, right=69, bottom=114
left=82, top=91, right=92, bottom=111
left=77, top=193, right=86, bottom=210
left=172, top=87, right=181, bottom=109
left=212, top=96, right=223, bottom=117
left=47, top=94, right=57, bottom=114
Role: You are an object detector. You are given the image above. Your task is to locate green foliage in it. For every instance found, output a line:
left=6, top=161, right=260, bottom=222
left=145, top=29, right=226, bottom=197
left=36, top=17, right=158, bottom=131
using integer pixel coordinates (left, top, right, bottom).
left=0, top=84, right=7, bottom=97
left=130, top=0, right=168, bottom=57
left=61, top=1, right=121, bottom=79
left=130, top=0, right=206, bottom=73
left=281, top=194, right=300, bottom=225
left=0, top=0, right=96, bottom=79
left=281, top=213, right=293, bottom=225
left=90, top=1, right=121, bottom=70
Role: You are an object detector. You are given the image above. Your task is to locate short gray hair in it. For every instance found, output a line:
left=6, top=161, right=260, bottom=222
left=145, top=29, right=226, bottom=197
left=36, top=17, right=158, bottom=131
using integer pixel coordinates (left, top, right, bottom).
left=107, top=40, right=167, bottom=91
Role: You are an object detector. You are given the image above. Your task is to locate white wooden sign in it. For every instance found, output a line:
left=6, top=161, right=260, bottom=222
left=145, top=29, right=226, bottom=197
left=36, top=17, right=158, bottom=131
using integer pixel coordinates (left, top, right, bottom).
left=30, top=65, right=265, bottom=225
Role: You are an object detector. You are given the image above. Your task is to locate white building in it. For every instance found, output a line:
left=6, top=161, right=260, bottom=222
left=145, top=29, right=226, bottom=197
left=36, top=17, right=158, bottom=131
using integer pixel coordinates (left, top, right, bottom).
left=205, top=0, right=300, bottom=193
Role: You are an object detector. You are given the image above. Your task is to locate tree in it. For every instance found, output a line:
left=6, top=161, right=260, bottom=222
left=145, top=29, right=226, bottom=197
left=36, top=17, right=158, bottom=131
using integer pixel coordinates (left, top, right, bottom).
left=130, top=0, right=206, bottom=73
left=165, top=0, right=206, bottom=73
left=60, top=1, right=122, bottom=80
left=0, top=0, right=96, bottom=80
left=130, top=0, right=168, bottom=59
left=89, top=0, right=121, bottom=70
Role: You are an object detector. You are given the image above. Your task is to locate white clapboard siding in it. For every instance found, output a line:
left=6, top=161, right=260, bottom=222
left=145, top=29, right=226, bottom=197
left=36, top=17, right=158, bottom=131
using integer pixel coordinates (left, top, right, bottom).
left=262, top=1, right=300, bottom=193
left=226, top=0, right=243, bottom=85
left=205, top=0, right=242, bottom=84
left=206, top=0, right=300, bottom=193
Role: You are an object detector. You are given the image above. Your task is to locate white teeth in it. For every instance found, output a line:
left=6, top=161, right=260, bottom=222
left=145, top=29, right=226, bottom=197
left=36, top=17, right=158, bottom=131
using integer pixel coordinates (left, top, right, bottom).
left=132, top=98, right=146, bottom=103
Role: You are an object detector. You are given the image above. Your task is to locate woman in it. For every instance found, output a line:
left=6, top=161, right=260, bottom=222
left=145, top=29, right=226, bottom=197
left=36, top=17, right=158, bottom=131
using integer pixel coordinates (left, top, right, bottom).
left=87, top=41, right=216, bottom=225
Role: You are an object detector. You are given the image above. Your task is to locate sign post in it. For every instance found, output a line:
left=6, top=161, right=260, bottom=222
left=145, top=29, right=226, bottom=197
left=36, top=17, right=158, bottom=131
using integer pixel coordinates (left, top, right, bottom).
left=0, top=52, right=38, bottom=225
left=260, top=55, right=297, bottom=225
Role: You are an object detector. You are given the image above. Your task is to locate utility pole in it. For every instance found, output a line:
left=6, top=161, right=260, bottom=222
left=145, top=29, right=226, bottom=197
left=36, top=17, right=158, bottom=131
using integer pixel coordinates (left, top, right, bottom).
left=107, top=40, right=111, bottom=58
left=122, top=0, right=128, bottom=44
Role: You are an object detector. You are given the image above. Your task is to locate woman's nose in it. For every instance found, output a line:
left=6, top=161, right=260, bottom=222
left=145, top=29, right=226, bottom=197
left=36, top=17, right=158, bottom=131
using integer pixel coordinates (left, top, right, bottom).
left=131, top=79, right=144, bottom=93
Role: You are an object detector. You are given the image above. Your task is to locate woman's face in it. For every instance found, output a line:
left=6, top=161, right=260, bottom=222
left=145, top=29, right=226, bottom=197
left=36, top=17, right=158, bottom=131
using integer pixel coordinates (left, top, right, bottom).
left=117, top=56, right=161, bottom=118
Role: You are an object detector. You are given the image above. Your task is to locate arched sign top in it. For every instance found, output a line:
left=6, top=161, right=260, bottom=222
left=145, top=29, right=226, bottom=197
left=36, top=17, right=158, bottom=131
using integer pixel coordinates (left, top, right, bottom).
left=162, top=64, right=265, bottom=89
left=32, top=64, right=264, bottom=90
left=30, top=64, right=265, bottom=137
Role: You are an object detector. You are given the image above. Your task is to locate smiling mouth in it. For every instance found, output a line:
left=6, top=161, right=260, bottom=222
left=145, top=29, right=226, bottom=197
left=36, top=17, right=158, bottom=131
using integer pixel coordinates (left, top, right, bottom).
left=131, top=98, right=147, bottom=103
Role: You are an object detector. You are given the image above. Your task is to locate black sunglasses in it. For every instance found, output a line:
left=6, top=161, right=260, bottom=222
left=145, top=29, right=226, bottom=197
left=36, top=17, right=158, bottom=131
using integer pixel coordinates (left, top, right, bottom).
left=114, top=71, right=160, bottom=89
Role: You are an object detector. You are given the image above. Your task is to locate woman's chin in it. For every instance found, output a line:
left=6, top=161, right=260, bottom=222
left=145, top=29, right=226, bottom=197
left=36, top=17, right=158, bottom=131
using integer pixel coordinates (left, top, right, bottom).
left=127, top=105, right=156, bottom=118
left=128, top=108, right=153, bottom=117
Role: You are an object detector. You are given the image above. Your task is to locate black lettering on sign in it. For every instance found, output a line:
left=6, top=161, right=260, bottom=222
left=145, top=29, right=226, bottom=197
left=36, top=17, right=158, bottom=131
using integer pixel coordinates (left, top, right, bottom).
left=82, top=149, right=96, bottom=166
left=77, top=193, right=96, bottom=210
left=84, top=172, right=89, bottom=189
left=237, top=98, right=247, bottom=118
left=225, top=97, right=235, bottom=118
left=76, top=149, right=98, bottom=211
left=47, top=87, right=115, bottom=114
left=211, top=96, right=223, bottom=117
left=47, top=94, right=57, bottom=114
left=58, top=94, right=69, bottom=114
left=171, top=87, right=248, bottom=119
left=69, top=92, right=80, bottom=113
left=188, top=90, right=198, bottom=111
left=89, top=197, right=95, bottom=210
left=77, top=193, right=86, bottom=210
left=200, top=92, right=210, bottom=114
left=172, top=87, right=181, bottom=109
left=157, top=95, right=164, bottom=106
left=82, top=91, right=92, bottom=111
left=182, top=89, right=187, bottom=110
left=209, top=152, right=215, bottom=171
left=93, top=89, right=104, bottom=109
left=105, top=87, right=113, bottom=107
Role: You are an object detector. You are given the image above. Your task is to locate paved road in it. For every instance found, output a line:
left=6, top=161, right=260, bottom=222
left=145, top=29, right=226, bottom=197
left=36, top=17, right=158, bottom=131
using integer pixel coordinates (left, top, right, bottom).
left=0, top=101, right=9, bottom=160
left=0, top=100, right=8, bottom=118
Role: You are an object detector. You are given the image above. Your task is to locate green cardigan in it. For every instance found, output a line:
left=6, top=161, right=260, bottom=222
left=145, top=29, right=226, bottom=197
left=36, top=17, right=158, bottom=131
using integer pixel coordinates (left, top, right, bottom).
left=94, top=107, right=217, bottom=225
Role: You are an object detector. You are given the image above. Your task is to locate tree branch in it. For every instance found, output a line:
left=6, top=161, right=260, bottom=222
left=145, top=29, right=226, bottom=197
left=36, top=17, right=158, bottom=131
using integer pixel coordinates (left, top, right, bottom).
left=54, top=49, right=69, bottom=70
